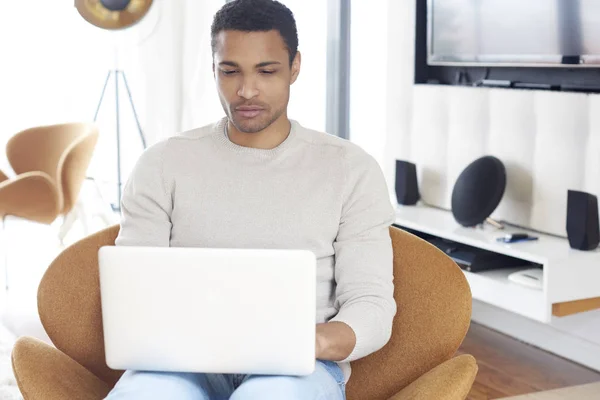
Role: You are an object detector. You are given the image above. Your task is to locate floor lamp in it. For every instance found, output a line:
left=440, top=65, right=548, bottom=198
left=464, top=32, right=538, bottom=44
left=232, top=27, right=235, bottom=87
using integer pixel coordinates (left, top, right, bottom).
left=75, top=0, right=154, bottom=211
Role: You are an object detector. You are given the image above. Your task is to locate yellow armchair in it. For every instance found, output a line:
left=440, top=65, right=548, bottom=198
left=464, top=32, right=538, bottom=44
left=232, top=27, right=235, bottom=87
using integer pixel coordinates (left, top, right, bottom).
left=0, top=122, right=98, bottom=225
left=11, top=225, right=477, bottom=399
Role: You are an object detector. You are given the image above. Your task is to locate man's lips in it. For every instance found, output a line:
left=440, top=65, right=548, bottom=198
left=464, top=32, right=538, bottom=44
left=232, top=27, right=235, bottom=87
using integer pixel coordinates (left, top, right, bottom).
left=235, top=106, right=264, bottom=118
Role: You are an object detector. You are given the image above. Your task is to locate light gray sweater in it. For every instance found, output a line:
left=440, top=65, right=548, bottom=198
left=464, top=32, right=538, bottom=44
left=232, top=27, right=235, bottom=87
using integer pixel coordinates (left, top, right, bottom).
left=115, top=117, right=397, bottom=381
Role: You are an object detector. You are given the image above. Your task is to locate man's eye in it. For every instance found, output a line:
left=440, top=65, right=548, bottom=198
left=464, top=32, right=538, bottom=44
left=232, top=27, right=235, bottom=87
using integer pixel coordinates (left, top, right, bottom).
left=260, top=70, right=276, bottom=75
left=222, top=70, right=238, bottom=75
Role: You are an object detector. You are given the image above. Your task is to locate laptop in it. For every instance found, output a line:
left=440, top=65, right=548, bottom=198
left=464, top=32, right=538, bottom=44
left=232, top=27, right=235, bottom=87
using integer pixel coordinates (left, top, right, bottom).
left=98, top=245, right=317, bottom=376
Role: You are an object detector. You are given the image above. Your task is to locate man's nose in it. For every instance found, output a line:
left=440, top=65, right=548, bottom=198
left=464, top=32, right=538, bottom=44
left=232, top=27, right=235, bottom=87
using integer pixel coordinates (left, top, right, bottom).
left=237, top=77, right=259, bottom=99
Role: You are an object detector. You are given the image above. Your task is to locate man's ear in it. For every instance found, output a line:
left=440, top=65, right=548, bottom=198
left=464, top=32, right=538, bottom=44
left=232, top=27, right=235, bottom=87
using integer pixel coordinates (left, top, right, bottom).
left=290, top=51, right=301, bottom=84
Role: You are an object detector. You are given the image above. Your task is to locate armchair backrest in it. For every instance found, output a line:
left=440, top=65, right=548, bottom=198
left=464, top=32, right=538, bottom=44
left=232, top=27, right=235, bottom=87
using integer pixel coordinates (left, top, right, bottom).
left=38, top=224, right=123, bottom=387
left=6, top=122, right=98, bottom=214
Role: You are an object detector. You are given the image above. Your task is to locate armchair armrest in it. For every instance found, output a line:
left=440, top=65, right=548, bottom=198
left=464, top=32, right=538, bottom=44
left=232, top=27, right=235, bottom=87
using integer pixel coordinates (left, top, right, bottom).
left=0, top=171, right=60, bottom=224
left=389, top=354, right=478, bottom=400
left=12, top=336, right=111, bottom=400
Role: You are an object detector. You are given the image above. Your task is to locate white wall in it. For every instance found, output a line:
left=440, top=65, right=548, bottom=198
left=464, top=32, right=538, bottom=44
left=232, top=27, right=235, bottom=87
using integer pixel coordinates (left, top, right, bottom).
left=351, top=1, right=600, bottom=238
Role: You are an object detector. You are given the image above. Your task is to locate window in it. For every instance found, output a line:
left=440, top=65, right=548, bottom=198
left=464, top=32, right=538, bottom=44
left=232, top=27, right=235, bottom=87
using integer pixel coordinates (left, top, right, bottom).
left=349, top=0, right=388, bottom=162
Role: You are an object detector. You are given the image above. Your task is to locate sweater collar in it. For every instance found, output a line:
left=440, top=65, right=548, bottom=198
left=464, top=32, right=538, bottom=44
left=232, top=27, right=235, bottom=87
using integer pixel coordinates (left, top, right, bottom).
left=213, top=117, right=298, bottom=158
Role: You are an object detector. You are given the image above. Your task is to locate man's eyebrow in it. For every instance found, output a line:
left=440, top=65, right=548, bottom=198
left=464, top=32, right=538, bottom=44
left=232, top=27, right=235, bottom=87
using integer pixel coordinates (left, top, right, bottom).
left=218, top=61, right=282, bottom=68
left=256, top=61, right=281, bottom=68
left=219, top=61, right=239, bottom=67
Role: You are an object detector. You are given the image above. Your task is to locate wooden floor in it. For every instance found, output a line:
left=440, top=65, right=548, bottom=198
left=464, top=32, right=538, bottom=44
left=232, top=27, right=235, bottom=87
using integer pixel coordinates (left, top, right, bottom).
left=457, top=323, right=600, bottom=399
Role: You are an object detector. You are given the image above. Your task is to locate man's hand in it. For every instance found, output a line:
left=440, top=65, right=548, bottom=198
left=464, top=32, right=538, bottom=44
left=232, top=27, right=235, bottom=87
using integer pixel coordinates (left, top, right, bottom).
left=315, top=322, right=356, bottom=361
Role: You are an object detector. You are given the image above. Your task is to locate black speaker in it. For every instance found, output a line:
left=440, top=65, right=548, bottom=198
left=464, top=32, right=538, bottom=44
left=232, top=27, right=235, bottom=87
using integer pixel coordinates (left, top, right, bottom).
left=566, top=190, right=600, bottom=251
left=451, top=156, right=506, bottom=227
left=395, top=160, right=420, bottom=205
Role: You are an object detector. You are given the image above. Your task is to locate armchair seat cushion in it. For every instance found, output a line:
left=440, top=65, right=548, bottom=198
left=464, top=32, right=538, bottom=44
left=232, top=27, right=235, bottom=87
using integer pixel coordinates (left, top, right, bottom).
left=11, top=336, right=110, bottom=400
left=389, top=354, right=478, bottom=400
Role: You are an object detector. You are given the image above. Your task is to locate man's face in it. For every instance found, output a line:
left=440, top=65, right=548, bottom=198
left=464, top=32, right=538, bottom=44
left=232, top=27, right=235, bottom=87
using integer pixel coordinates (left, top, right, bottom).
left=213, top=30, right=300, bottom=134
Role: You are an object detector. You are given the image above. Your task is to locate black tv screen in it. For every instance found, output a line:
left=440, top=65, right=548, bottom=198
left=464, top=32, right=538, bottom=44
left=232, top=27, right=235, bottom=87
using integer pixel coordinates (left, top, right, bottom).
left=428, top=0, right=600, bottom=67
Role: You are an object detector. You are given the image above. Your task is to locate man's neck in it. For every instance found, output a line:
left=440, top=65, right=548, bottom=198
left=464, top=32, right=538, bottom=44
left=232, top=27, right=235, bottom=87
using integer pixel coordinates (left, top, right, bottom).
left=227, top=116, right=291, bottom=150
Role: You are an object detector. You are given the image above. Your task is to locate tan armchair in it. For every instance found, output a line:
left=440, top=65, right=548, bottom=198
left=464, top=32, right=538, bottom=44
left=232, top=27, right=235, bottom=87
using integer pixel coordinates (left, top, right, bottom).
left=11, top=225, right=477, bottom=400
left=0, top=122, right=99, bottom=236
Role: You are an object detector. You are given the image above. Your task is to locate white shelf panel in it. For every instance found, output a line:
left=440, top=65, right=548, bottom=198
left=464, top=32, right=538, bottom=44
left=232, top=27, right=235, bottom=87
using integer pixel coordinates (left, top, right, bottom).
left=548, top=255, right=600, bottom=304
left=463, top=268, right=548, bottom=323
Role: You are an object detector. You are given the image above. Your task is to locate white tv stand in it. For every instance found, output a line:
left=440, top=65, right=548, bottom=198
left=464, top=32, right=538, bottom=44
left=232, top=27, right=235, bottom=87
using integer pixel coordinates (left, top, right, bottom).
left=394, top=204, right=600, bottom=323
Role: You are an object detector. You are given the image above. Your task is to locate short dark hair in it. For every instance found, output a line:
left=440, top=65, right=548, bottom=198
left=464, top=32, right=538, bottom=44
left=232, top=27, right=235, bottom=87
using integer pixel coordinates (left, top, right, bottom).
left=211, top=0, right=299, bottom=66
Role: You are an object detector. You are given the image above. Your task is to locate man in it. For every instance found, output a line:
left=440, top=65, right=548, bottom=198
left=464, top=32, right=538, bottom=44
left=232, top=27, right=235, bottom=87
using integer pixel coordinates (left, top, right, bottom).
left=105, top=0, right=396, bottom=398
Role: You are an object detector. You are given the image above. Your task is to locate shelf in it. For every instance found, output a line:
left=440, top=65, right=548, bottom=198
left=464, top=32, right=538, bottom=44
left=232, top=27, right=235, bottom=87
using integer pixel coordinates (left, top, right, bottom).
left=395, top=204, right=596, bottom=265
left=463, top=268, right=546, bottom=322
left=394, top=204, right=600, bottom=322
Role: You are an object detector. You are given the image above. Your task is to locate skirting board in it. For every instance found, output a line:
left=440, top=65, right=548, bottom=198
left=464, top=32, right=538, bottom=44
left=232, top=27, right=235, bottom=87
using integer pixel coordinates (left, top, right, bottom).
left=471, top=300, right=600, bottom=372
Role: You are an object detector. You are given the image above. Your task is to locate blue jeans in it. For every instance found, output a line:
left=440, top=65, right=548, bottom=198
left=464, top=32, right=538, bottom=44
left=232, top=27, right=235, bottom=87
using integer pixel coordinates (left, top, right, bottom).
left=104, top=361, right=346, bottom=400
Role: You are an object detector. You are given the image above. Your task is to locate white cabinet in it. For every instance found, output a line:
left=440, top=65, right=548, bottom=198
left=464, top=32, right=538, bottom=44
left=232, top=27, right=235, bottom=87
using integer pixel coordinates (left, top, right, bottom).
left=394, top=204, right=600, bottom=323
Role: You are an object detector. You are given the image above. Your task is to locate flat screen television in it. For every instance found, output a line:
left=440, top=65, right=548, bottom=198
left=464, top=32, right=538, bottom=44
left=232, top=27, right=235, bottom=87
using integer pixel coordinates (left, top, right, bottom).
left=428, top=0, right=600, bottom=68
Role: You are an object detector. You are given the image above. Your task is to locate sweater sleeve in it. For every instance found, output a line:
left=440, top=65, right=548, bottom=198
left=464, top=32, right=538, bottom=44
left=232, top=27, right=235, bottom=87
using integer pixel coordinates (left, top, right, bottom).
left=329, top=150, right=397, bottom=362
left=115, top=141, right=173, bottom=247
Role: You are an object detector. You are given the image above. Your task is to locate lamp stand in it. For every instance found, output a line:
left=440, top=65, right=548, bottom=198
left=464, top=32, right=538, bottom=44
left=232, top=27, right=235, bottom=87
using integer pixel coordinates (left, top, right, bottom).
left=93, top=69, right=147, bottom=211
